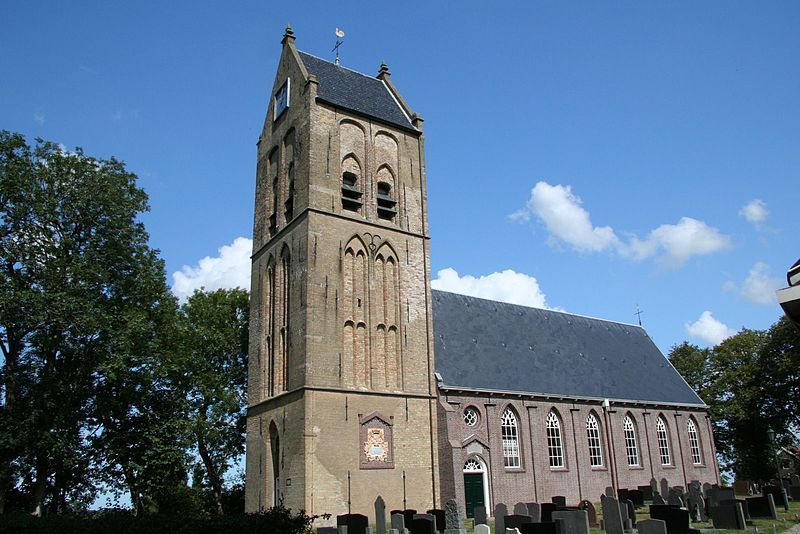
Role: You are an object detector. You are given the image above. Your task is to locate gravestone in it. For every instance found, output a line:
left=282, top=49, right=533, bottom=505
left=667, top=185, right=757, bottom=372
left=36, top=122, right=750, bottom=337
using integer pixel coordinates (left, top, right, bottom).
left=732, top=480, right=750, bottom=495
left=706, top=487, right=735, bottom=508
left=636, top=519, right=668, bottom=534
left=578, top=500, right=597, bottom=527
left=660, top=478, right=670, bottom=499
left=410, top=514, right=436, bottom=534
left=667, top=489, right=684, bottom=508
left=686, top=493, right=706, bottom=522
left=524, top=503, right=540, bottom=522
left=639, top=485, right=653, bottom=502
left=600, top=494, right=624, bottom=534
left=514, top=502, right=529, bottom=515
left=552, top=509, right=589, bottom=534
left=474, top=525, right=490, bottom=534
left=649, top=505, right=700, bottom=534
left=605, top=486, right=615, bottom=497
left=518, top=523, right=560, bottom=534
left=623, top=499, right=636, bottom=526
left=702, top=483, right=712, bottom=495
left=338, top=514, right=369, bottom=534
left=402, top=510, right=418, bottom=528
left=375, top=496, right=387, bottom=534
left=540, top=503, right=556, bottom=523
left=650, top=478, right=659, bottom=495
left=551, top=495, right=566, bottom=507
left=494, top=503, right=508, bottom=533
left=791, top=474, right=800, bottom=487
left=745, top=494, right=778, bottom=519
left=505, top=514, right=534, bottom=531
left=652, top=491, right=665, bottom=505
left=720, top=498, right=750, bottom=521
left=617, top=488, right=629, bottom=501
left=763, top=484, right=790, bottom=511
left=443, top=499, right=465, bottom=534
left=473, top=505, right=487, bottom=525
left=710, top=501, right=746, bottom=530
left=391, top=513, right=406, bottom=533
left=628, top=489, right=644, bottom=507
left=426, top=509, right=445, bottom=532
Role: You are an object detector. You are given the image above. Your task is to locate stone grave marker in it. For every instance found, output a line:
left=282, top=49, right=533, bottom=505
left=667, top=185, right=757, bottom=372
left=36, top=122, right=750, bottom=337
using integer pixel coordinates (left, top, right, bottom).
left=667, top=489, right=684, bottom=508
left=514, top=502, right=529, bottom=515
left=636, top=518, right=667, bottom=534
left=539, top=503, right=556, bottom=523
left=578, top=500, right=597, bottom=527
left=763, top=484, right=790, bottom=511
left=617, top=488, right=629, bottom=501
left=649, top=505, right=700, bottom=534
left=337, top=513, right=369, bottom=534
left=686, top=493, right=706, bottom=522
left=605, top=486, right=615, bottom=497
left=650, top=478, right=658, bottom=495
left=551, top=495, right=566, bottom=507
left=791, top=474, right=800, bottom=487
left=402, top=510, right=418, bottom=528
left=710, top=501, right=746, bottom=530
left=660, top=478, right=670, bottom=499
left=525, top=502, right=541, bottom=522
left=391, top=513, right=406, bottom=533
left=628, top=489, right=644, bottom=507
left=652, top=491, right=665, bottom=505
left=552, top=509, right=589, bottom=534
left=473, top=505, right=487, bottom=525
left=638, top=484, right=653, bottom=502
left=732, top=480, right=750, bottom=495
left=702, top=482, right=711, bottom=495
left=505, top=514, right=534, bottom=531
left=720, top=498, right=750, bottom=521
left=707, top=487, right=735, bottom=508
left=600, top=494, right=624, bottom=534
left=410, top=514, right=436, bottom=534
left=745, top=494, right=778, bottom=519
left=474, top=525, right=490, bottom=534
left=443, top=499, right=465, bottom=534
left=375, top=496, right=387, bottom=534
left=519, top=523, right=560, bottom=534
left=494, top=503, right=508, bottom=533
left=426, top=509, right=445, bottom=532
left=623, top=499, right=636, bottom=526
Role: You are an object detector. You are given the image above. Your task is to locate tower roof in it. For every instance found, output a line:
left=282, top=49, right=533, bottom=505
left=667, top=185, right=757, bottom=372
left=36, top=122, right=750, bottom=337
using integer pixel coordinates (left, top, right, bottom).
left=431, top=290, right=705, bottom=406
left=297, top=51, right=417, bottom=132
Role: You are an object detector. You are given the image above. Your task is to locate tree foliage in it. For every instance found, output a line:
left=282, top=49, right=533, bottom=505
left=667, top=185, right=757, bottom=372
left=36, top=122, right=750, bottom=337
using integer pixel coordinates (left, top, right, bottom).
left=669, top=316, right=800, bottom=481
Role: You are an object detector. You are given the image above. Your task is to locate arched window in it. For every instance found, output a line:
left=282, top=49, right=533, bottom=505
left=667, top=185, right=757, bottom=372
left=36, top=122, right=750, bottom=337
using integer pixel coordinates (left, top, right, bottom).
left=586, top=413, right=603, bottom=467
left=623, top=415, right=640, bottom=467
left=463, top=407, right=479, bottom=427
left=546, top=411, right=565, bottom=468
left=687, top=418, right=702, bottom=464
left=501, top=407, right=520, bottom=468
left=341, top=155, right=363, bottom=213
left=656, top=416, right=672, bottom=465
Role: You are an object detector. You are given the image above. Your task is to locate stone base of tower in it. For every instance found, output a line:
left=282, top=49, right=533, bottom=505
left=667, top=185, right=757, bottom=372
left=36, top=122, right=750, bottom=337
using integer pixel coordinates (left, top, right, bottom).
left=245, top=388, right=440, bottom=525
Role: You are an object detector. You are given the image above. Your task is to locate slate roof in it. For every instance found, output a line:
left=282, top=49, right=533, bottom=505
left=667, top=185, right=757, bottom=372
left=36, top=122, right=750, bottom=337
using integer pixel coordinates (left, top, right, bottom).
left=432, top=290, right=705, bottom=406
left=298, top=51, right=417, bottom=132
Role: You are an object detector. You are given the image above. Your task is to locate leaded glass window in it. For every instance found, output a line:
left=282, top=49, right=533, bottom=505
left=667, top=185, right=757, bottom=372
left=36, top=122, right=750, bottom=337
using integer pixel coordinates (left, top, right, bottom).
left=687, top=419, right=702, bottom=464
left=546, top=411, right=565, bottom=468
left=463, top=459, right=482, bottom=472
left=656, top=416, right=672, bottom=465
left=623, top=415, right=639, bottom=467
left=586, top=413, right=603, bottom=467
left=501, top=408, right=520, bottom=468
left=463, top=407, right=479, bottom=427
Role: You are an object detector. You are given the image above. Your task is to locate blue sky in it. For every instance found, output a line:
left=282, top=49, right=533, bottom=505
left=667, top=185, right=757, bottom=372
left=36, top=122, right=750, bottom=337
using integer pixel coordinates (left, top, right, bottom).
left=2, top=1, right=798, bottom=354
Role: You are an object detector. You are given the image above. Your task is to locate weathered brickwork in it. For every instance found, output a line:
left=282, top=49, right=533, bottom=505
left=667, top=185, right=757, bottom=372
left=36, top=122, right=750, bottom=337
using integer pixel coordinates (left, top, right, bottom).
left=438, top=391, right=719, bottom=514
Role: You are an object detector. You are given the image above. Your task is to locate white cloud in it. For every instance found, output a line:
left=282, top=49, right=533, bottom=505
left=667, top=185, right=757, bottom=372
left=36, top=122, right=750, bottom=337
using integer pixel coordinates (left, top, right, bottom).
left=724, top=261, right=782, bottom=305
left=171, top=237, right=252, bottom=301
left=511, top=181, right=731, bottom=267
left=685, top=311, right=736, bottom=346
left=33, top=111, right=46, bottom=124
left=739, top=199, right=768, bottom=227
left=628, top=217, right=731, bottom=268
left=431, top=267, right=552, bottom=309
left=509, top=181, right=621, bottom=253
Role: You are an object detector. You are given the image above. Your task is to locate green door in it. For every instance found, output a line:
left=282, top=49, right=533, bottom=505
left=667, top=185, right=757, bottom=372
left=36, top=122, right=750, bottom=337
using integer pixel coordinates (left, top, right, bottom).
left=463, top=473, right=484, bottom=518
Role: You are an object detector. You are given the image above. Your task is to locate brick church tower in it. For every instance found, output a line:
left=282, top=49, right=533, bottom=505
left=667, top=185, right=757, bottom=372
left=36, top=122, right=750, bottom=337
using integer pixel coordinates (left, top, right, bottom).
left=245, top=27, right=440, bottom=517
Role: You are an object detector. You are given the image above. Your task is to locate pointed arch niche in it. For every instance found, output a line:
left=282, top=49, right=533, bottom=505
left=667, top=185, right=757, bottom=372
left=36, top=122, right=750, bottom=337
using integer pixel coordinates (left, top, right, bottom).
left=373, top=243, right=402, bottom=390
left=342, top=236, right=368, bottom=388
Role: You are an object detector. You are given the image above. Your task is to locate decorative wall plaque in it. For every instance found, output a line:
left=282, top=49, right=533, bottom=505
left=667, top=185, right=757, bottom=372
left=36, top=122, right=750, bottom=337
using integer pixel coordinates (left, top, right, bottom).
left=359, top=412, right=394, bottom=469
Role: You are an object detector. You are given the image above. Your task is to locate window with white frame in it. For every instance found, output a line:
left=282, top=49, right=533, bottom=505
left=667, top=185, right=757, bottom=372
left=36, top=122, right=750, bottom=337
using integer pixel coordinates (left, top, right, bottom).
left=463, top=407, right=479, bottom=427
left=586, top=413, right=603, bottom=467
left=656, top=416, right=672, bottom=465
left=687, top=419, right=702, bottom=464
left=546, top=411, right=565, bottom=468
left=623, top=415, right=640, bottom=467
left=501, top=408, right=520, bottom=468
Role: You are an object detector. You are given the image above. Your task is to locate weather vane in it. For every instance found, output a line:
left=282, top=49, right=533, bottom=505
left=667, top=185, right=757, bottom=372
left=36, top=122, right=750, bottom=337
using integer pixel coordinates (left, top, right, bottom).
left=333, top=28, right=345, bottom=65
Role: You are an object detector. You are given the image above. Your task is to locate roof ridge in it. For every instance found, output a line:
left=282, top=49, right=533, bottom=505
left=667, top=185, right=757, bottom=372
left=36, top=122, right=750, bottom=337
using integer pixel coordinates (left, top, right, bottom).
left=297, top=50, right=382, bottom=83
left=431, top=289, right=645, bottom=330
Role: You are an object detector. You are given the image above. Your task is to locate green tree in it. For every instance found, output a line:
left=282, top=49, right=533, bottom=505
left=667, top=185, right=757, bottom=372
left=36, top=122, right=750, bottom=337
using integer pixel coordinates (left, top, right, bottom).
left=0, top=131, right=176, bottom=514
left=176, top=288, right=249, bottom=516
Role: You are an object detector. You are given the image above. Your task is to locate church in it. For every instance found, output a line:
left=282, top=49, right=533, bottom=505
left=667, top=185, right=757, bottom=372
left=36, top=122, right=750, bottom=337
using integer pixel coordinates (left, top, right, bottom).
left=244, top=27, right=720, bottom=522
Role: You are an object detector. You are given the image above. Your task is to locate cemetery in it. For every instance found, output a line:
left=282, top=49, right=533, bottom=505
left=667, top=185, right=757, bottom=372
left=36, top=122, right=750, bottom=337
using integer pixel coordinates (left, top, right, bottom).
left=319, top=477, right=800, bottom=534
